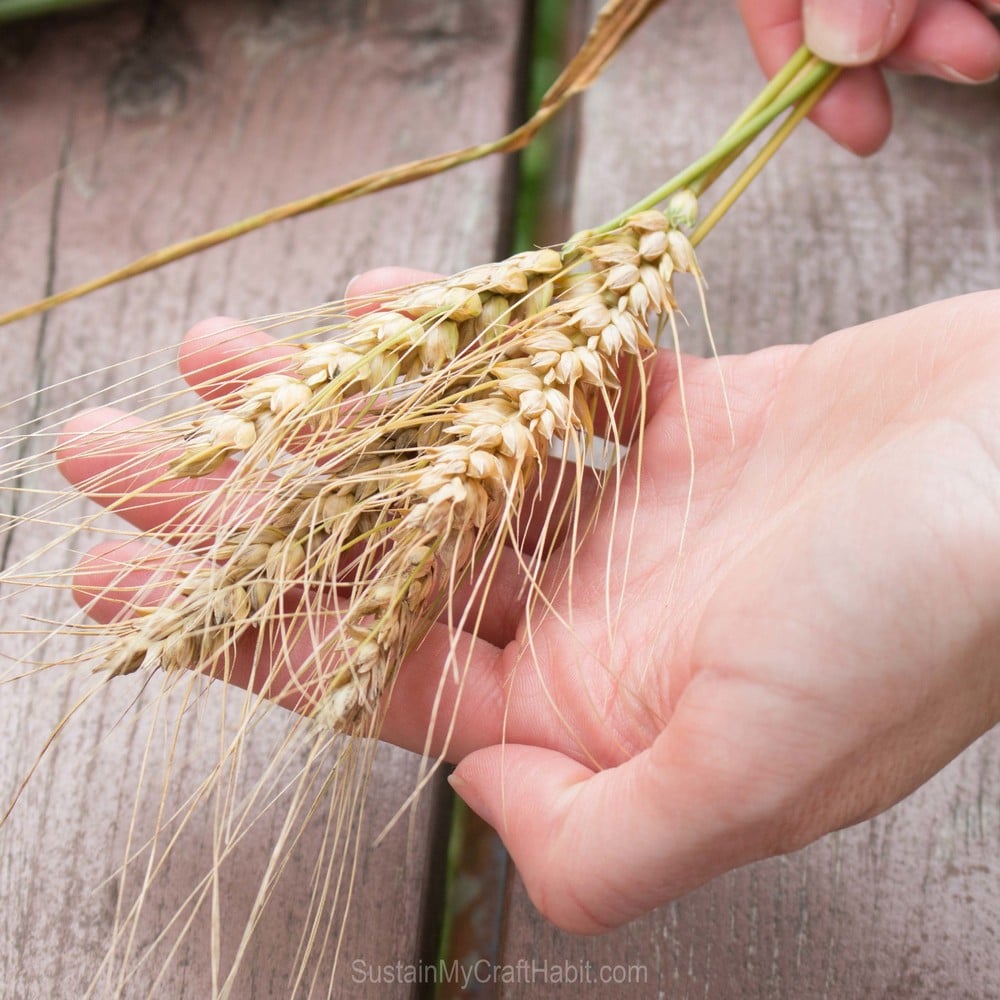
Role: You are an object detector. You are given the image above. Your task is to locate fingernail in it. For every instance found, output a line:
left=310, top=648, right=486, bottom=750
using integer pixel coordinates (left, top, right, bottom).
left=891, top=56, right=1000, bottom=85
left=447, top=771, right=487, bottom=818
left=804, top=0, right=894, bottom=65
left=939, top=65, right=1000, bottom=85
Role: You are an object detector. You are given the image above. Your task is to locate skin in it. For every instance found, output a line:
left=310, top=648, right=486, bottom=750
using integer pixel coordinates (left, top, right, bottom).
left=741, top=0, right=1000, bottom=154
left=63, top=286, right=1000, bottom=934
left=58, top=6, right=1000, bottom=935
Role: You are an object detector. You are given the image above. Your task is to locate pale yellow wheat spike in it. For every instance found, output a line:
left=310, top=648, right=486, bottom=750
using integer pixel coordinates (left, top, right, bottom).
left=1, top=204, right=709, bottom=995
left=0, top=29, right=852, bottom=992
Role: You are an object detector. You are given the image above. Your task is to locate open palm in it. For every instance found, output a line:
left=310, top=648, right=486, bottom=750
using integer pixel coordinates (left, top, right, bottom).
left=62, top=281, right=1000, bottom=934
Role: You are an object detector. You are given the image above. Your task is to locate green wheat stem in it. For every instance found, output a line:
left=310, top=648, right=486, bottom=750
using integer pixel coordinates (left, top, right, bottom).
left=690, top=44, right=814, bottom=198
left=691, top=64, right=842, bottom=246
left=0, top=0, right=121, bottom=21
left=568, top=54, right=836, bottom=250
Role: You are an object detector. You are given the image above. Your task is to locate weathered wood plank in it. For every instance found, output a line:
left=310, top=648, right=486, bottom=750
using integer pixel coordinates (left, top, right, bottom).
left=498, top=1, right=1000, bottom=996
left=0, top=1, right=527, bottom=996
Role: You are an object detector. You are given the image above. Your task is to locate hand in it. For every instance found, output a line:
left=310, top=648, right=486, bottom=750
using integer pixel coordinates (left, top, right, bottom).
left=60, top=277, right=1000, bottom=934
left=739, top=0, right=1000, bottom=154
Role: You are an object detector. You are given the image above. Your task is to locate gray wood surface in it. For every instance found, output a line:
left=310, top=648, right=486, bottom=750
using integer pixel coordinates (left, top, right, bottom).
left=2, top=1, right=998, bottom=998
left=0, top=1, right=527, bottom=996
left=498, top=2, right=1000, bottom=998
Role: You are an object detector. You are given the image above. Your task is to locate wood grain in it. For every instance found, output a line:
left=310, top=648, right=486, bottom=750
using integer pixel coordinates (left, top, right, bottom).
left=497, top=1, right=1000, bottom=997
left=0, top=1, right=527, bottom=996
left=4, top=3, right=998, bottom=997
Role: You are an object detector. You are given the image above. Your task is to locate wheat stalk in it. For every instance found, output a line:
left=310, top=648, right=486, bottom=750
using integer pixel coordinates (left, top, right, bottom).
left=0, top=0, right=666, bottom=327
left=78, top=214, right=698, bottom=741
left=0, top=40, right=840, bottom=997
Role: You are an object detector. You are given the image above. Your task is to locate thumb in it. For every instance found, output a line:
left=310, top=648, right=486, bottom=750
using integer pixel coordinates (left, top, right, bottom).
left=804, top=0, right=920, bottom=65
left=448, top=730, right=773, bottom=934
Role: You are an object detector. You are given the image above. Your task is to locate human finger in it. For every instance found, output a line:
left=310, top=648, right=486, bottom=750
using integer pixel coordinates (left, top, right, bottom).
left=178, top=316, right=300, bottom=403
left=344, top=266, right=443, bottom=314
left=73, top=538, right=522, bottom=756
left=802, top=0, right=921, bottom=64
left=884, top=0, right=1000, bottom=83
left=737, top=0, right=895, bottom=153
left=56, top=408, right=261, bottom=542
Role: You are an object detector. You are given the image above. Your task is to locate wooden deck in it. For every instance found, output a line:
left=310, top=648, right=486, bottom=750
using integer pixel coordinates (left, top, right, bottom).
left=1, top=1, right=997, bottom=996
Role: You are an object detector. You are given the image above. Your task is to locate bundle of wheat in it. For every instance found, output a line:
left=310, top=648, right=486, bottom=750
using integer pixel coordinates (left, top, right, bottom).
left=69, top=208, right=702, bottom=740
left=0, top=11, right=841, bottom=993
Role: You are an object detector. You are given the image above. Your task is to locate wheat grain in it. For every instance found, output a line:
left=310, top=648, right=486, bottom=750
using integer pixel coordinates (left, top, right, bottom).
left=85, top=206, right=697, bottom=742
left=0, top=36, right=851, bottom=996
